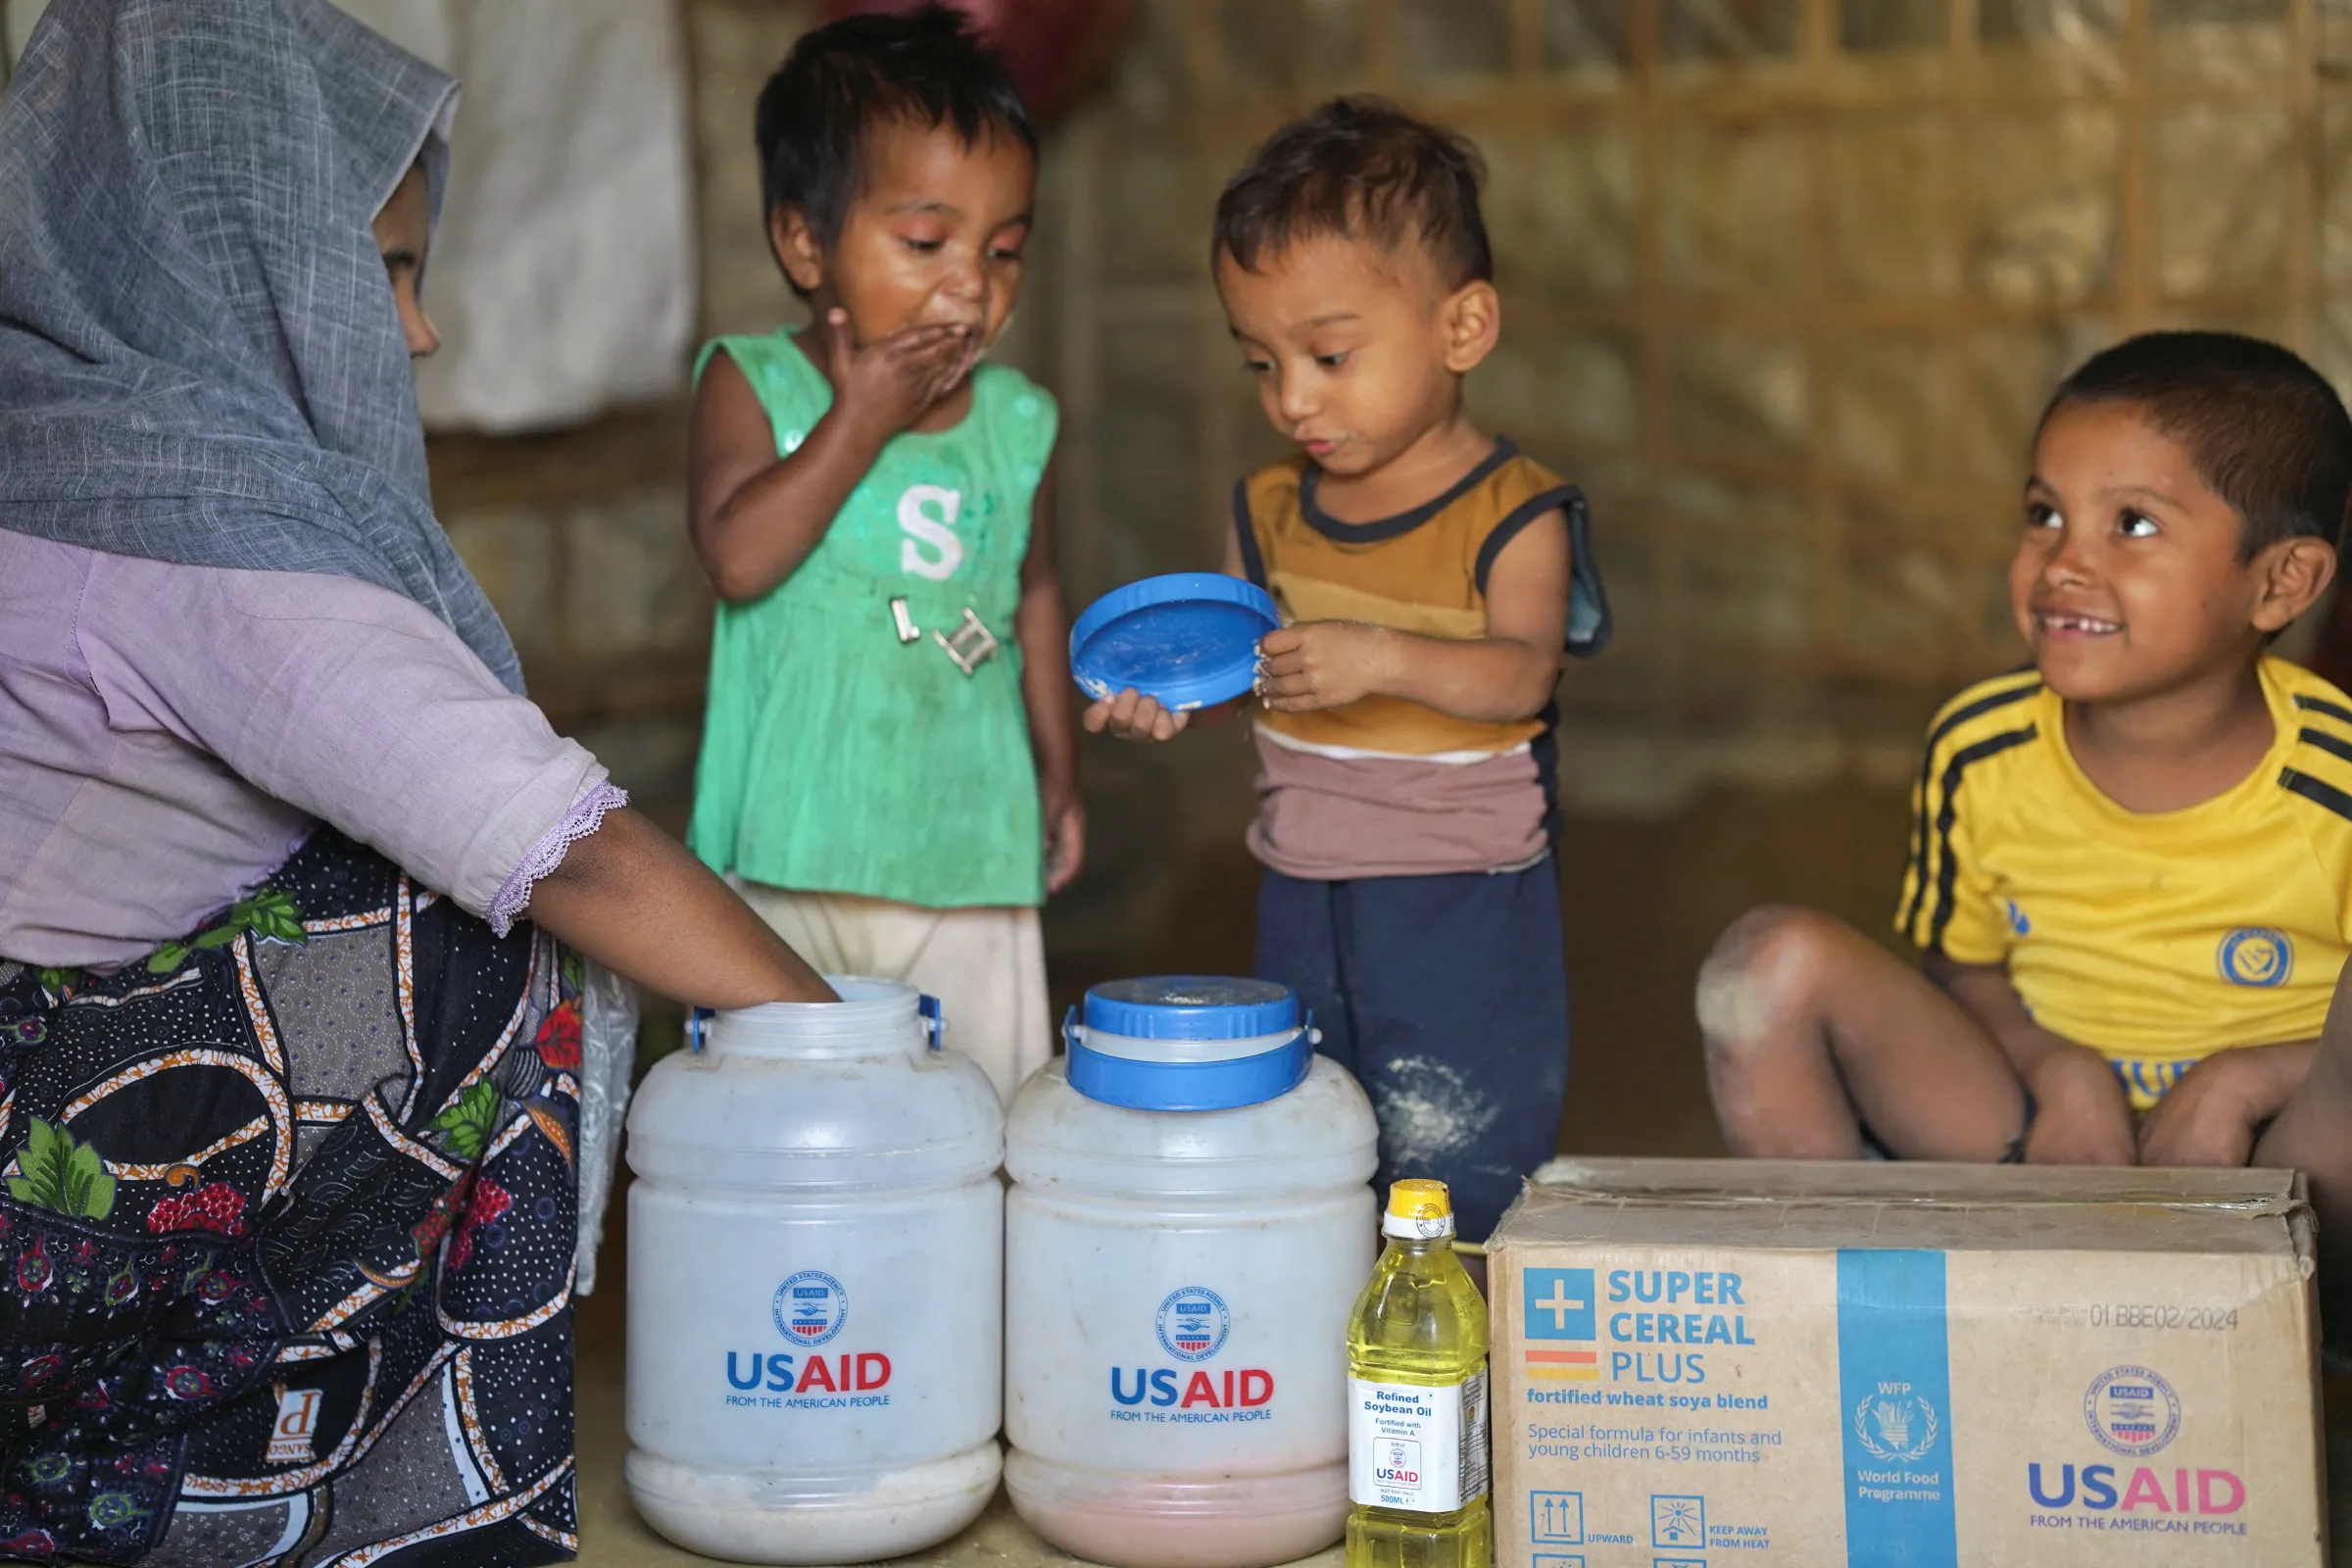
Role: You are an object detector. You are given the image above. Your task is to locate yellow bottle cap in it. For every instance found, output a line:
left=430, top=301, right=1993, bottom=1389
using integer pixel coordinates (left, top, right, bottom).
left=1384, top=1178, right=1456, bottom=1240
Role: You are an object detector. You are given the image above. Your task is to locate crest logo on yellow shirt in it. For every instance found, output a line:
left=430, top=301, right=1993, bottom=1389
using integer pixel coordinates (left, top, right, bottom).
left=2217, top=928, right=2293, bottom=989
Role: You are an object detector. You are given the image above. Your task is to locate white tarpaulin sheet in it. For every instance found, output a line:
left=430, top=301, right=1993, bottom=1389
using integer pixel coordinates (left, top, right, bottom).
left=5, top=0, right=697, bottom=433
left=333, top=0, right=697, bottom=432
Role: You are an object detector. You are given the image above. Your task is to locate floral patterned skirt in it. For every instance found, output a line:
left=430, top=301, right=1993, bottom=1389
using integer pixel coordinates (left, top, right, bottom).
left=0, top=831, right=578, bottom=1564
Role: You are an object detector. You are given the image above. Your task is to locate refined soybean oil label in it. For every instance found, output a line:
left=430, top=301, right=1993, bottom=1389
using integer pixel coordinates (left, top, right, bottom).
left=1349, top=1368, right=1491, bottom=1512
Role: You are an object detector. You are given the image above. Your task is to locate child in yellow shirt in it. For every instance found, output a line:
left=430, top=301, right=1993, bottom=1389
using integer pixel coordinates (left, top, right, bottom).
left=1697, top=331, right=2351, bottom=1170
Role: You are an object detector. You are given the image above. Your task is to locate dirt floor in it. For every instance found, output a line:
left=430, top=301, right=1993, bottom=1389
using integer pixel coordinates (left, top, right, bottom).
left=1044, top=779, right=1921, bottom=1159
left=572, top=780, right=2352, bottom=1565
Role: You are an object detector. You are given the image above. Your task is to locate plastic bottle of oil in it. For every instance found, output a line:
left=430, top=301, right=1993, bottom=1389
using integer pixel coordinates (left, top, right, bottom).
left=1345, top=1179, right=1492, bottom=1568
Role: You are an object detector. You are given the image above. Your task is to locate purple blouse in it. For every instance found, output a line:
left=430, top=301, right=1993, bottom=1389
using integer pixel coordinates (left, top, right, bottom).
left=0, top=531, right=617, bottom=969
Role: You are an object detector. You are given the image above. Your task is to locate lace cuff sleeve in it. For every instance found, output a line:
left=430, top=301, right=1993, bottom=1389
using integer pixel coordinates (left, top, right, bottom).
left=486, top=781, right=630, bottom=937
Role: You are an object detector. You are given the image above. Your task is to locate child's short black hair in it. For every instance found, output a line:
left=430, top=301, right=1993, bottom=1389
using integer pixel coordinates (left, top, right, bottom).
left=1212, top=96, right=1492, bottom=291
left=755, top=6, right=1035, bottom=253
left=2040, top=331, right=2352, bottom=559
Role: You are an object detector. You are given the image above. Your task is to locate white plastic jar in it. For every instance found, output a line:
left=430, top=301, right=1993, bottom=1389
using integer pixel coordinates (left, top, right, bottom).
left=624, top=979, right=1004, bottom=1564
left=1004, top=976, right=1380, bottom=1568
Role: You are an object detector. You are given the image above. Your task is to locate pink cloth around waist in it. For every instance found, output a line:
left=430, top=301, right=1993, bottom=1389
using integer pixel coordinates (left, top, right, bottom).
left=1245, top=724, right=1548, bottom=880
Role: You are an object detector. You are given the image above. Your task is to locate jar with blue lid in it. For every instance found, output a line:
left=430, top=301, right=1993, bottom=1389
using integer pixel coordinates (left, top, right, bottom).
left=626, top=979, right=1003, bottom=1563
left=1005, top=976, right=1380, bottom=1568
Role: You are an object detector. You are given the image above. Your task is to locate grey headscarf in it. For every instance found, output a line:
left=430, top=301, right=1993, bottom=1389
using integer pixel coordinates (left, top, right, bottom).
left=0, top=0, right=523, bottom=693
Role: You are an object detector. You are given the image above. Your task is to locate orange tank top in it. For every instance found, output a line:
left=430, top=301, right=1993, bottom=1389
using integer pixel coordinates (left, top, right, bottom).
left=1232, top=440, right=1611, bottom=880
left=1234, top=439, right=1607, bottom=759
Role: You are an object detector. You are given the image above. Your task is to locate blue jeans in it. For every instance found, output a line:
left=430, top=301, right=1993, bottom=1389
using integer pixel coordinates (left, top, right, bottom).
left=1253, top=858, right=1570, bottom=1241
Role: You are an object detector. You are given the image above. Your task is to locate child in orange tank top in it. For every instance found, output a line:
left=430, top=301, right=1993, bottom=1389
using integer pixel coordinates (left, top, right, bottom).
left=1087, top=99, right=1608, bottom=1239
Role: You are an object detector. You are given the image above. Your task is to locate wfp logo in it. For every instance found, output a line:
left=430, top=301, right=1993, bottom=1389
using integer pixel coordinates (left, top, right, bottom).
left=1855, top=1383, right=1939, bottom=1462
left=1524, top=1268, right=1596, bottom=1341
left=2085, top=1365, right=2180, bottom=1456
left=1156, top=1287, right=1229, bottom=1361
left=2218, top=928, right=2292, bottom=988
left=772, top=1270, right=847, bottom=1347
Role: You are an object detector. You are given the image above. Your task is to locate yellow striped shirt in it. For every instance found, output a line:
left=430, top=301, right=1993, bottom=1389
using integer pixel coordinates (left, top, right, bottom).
left=1895, top=658, right=2352, bottom=1108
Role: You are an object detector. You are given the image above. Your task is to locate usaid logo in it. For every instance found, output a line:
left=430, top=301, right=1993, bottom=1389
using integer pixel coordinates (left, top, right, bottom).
left=1374, top=1437, right=1423, bottom=1491
left=1155, top=1287, right=1229, bottom=1361
left=2085, top=1365, right=2180, bottom=1457
left=772, top=1270, right=847, bottom=1347
left=1525, top=1268, right=1596, bottom=1341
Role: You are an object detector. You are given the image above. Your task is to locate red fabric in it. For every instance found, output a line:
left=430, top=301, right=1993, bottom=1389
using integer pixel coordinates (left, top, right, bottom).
left=819, top=0, right=1132, bottom=121
left=533, top=997, right=583, bottom=1072
left=145, top=1181, right=249, bottom=1239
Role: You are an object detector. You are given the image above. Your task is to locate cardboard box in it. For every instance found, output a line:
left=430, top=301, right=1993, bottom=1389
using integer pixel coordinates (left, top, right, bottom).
left=1486, top=1158, right=2324, bottom=1566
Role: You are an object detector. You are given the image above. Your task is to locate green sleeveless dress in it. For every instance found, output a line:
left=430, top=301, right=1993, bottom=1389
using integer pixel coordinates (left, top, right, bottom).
left=687, top=328, right=1057, bottom=907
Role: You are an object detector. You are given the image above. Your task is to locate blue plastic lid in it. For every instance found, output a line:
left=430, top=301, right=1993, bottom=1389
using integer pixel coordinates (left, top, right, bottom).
left=1082, top=976, right=1299, bottom=1041
left=1065, top=976, right=1312, bottom=1112
left=1068, top=573, right=1280, bottom=712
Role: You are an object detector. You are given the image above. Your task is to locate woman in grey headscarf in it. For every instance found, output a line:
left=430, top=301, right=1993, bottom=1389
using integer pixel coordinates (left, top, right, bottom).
left=0, top=1, right=831, bottom=1560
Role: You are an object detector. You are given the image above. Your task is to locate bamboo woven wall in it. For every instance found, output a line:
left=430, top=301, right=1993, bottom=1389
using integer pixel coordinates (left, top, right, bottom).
left=1034, top=0, right=2352, bottom=831
left=421, top=0, right=2352, bottom=965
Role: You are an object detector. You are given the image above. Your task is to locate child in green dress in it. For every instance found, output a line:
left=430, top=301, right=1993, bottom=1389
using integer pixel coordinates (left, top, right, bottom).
left=685, top=6, right=1078, bottom=1100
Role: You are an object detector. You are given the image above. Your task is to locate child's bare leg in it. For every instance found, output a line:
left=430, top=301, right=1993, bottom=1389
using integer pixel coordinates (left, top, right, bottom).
left=1696, top=906, right=2030, bottom=1160
left=2252, top=961, right=2352, bottom=1346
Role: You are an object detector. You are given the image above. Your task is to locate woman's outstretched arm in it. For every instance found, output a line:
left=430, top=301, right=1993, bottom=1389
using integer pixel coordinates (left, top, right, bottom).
left=525, top=808, right=836, bottom=1007
left=82, top=568, right=836, bottom=1010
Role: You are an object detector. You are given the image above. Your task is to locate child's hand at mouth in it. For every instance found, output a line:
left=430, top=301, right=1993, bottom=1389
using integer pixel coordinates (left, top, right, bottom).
left=818, top=308, right=975, bottom=438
